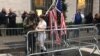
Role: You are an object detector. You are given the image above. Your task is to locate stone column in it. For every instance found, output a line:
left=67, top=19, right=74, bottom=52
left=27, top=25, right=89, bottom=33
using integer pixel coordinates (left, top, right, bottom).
left=93, top=0, right=99, bottom=17
left=65, top=0, right=77, bottom=22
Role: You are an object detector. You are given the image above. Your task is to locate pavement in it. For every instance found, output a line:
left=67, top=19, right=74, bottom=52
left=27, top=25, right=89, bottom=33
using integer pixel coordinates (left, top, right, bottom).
left=0, top=28, right=100, bottom=56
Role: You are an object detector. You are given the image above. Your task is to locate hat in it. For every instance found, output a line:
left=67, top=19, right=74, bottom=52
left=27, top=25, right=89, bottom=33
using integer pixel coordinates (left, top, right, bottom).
left=29, top=11, right=35, bottom=14
left=39, top=15, right=45, bottom=19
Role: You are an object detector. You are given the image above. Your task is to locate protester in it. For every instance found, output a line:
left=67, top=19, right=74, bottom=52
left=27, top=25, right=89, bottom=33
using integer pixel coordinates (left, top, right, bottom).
left=85, top=12, right=93, bottom=33
left=0, top=8, right=8, bottom=36
left=8, top=9, right=17, bottom=28
left=74, top=11, right=82, bottom=24
left=23, top=11, right=38, bottom=54
left=21, top=11, right=28, bottom=22
left=7, top=9, right=17, bottom=35
left=94, top=13, right=100, bottom=35
left=85, top=12, right=93, bottom=24
left=35, top=15, right=47, bottom=53
left=73, top=11, right=82, bottom=37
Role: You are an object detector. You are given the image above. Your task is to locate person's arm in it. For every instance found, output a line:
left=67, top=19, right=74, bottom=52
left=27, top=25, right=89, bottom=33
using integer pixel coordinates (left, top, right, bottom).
left=35, top=23, right=46, bottom=31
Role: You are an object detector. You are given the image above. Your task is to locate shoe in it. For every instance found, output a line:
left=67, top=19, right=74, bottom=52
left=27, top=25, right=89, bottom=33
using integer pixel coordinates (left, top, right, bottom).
left=29, top=47, right=32, bottom=54
left=41, top=49, right=47, bottom=56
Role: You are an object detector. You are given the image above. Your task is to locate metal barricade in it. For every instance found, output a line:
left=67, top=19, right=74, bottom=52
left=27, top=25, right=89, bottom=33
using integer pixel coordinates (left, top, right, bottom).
left=79, top=26, right=100, bottom=54
left=72, top=26, right=100, bottom=55
left=0, top=28, right=25, bottom=56
left=26, top=25, right=100, bottom=56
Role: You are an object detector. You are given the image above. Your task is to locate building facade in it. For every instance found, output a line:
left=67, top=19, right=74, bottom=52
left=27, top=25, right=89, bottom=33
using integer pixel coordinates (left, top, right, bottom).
left=65, top=0, right=100, bottom=22
left=0, top=0, right=99, bottom=23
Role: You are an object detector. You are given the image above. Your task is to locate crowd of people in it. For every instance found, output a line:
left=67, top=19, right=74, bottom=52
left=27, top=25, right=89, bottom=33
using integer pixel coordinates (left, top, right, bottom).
left=0, top=8, right=100, bottom=56
left=74, top=11, right=100, bottom=25
left=22, top=11, right=47, bottom=55
left=0, top=8, right=47, bottom=56
left=0, top=8, right=17, bottom=36
left=73, top=10, right=100, bottom=35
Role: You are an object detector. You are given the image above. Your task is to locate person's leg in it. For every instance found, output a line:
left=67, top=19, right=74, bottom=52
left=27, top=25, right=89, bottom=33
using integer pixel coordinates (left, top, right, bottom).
left=96, top=24, right=100, bottom=35
left=0, top=24, right=6, bottom=36
left=74, top=29, right=79, bottom=38
left=31, top=33, right=36, bottom=53
left=28, top=33, right=32, bottom=53
left=40, top=33, right=47, bottom=51
left=39, top=33, right=47, bottom=56
left=97, top=26, right=100, bottom=35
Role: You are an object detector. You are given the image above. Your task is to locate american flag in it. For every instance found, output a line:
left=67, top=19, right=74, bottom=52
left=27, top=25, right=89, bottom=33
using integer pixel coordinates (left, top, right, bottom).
left=60, top=13, right=66, bottom=36
left=56, top=0, right=67, bottom=36
left=49, top=8, right=61, bottom=45
left=48, top=0, right=66, bottom=44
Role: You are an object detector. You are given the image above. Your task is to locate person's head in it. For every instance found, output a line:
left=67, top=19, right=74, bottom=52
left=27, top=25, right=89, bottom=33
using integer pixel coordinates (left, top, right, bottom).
left=28, top=11, right=35, bottom=16
left=9, top=8, right=13, bottom=13
left=95, top=13, right=99, bottom=18
left=23, top=11, right=27, bottom=14
left=1, top=8, right=6, bottom=14
left=39, top=15, right=45, bottom=21
left=29, top=11, right=35, bottom=14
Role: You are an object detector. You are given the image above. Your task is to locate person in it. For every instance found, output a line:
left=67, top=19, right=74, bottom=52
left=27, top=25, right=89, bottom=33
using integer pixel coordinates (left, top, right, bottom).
left=74, top=11, right=82, bottom=24
left=21, top=11, right=28, bottom=22
left=0, top=8, right=8, bottom=36
left=73, top=11, right=82, bottom=38
left=85, top=12, right=93, bottom=24
left=8, top=9, right=17, bottom=28
left=7, top=9, right=17, bottom=35
left=23, top=11, right=38, bottom=54
left=85, top=12, right=93, bottom=33
left=94, top=13, right=100, bottom=35
left=35, top=15, right=47, bottom=53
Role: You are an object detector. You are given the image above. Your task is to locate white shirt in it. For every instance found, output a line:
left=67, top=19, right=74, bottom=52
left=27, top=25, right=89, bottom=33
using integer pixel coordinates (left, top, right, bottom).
left=36, top=20, right=47, bottom=31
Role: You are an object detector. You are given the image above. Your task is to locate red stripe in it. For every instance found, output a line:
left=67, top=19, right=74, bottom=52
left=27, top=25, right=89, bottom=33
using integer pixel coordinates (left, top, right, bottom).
left=60, top=13, right=66, bottom=36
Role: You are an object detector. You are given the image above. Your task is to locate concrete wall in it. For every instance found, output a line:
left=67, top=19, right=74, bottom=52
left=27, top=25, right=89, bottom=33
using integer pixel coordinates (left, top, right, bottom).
left=65, top=0, right=100, bottom=22
left=65, top=0, right=77, bottom=22
left=93, top=0, right=99, bottom=17
left=0, top=0, right=31, bottom=23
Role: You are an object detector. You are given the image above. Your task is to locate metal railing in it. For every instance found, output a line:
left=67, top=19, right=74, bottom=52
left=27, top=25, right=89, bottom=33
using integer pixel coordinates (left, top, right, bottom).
left=26, top=25, right=100, bottom=56
left=0, top=24, right=99, bottom=56
left=0, top=28, right=25, bottom=56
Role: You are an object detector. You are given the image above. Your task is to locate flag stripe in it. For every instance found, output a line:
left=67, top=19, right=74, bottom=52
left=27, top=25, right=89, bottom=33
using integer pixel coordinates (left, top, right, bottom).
left=48, top=0, right=67, bottom=45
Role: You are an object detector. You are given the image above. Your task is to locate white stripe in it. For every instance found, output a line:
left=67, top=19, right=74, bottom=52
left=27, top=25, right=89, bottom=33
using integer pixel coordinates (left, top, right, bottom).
left=55, top=0, right=62, bottom=13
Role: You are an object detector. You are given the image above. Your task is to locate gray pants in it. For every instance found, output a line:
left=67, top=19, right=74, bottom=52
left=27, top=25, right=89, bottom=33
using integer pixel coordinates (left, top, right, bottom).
left=38, top=32, right=46, bottom=51
left=0, top=24, right=6, bottom=36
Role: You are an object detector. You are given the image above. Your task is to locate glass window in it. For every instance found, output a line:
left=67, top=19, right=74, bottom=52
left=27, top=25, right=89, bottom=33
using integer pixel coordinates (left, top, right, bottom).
left=77, top=0, right=86, bottom=9
left=34, top=0, right=44, bottom=7
left=77, top=0, right=93, bottom=16
left=31, top=0, right=52, bottom=11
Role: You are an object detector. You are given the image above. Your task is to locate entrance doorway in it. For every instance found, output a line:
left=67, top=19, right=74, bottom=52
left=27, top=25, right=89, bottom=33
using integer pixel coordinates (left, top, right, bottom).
left=31, top=0, right=52, bottom=15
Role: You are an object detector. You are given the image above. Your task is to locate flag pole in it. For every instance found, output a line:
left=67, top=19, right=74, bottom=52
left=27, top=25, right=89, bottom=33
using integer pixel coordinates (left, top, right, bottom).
left=45, top=0, right=56, bottom=15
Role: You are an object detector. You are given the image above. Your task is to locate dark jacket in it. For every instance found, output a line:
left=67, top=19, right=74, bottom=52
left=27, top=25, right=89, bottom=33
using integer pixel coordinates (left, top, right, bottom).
left=94, top=17, right=100, bottom=27
left=0, top=12, right=8, bottom=25
left=85, top=13, right=93, bottom=24
left=21, top=12, right=28, bottom=21
left=95, top=18, right=100, bottom=23
left=74, top=12, right=82, bottom=24
left=23, top=14, right=38, bottom=33
left=8, top=12, right=17, bottom=27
